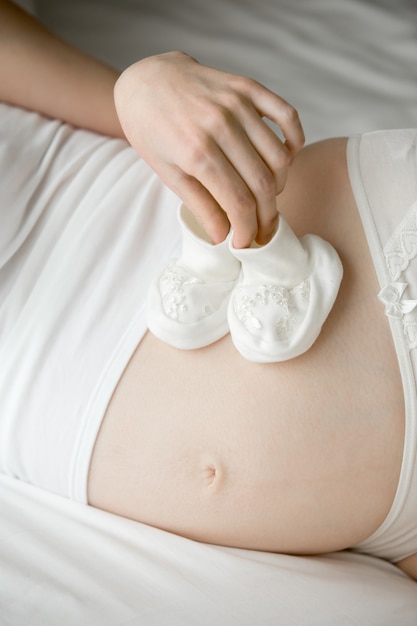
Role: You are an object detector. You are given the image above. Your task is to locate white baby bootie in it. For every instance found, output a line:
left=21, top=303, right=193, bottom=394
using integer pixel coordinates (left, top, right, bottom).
left=227, top=215, right=343, bottom=363
left=147, top=203, right=241, bottom=349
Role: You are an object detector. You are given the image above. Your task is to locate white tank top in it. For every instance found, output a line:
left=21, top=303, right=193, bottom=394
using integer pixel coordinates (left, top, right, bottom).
left=0, top=103, right=180, bottom=503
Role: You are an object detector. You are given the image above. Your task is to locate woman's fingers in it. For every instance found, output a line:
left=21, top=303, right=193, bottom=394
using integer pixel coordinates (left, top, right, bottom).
left=173, top=95, right=292, bottom=247
left=212, top=102, right=292, bottom=245
left=242, top=76, right=305, bottom=155
left=163, top=146, right=259, bottom=247
left=163, top=164, right=231, bottom=244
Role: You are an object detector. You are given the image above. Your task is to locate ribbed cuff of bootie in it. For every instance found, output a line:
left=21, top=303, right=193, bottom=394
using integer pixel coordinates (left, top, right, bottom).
left=146, top=202, right=241, bottom=349
left=227, top=215, right=343, bottom=363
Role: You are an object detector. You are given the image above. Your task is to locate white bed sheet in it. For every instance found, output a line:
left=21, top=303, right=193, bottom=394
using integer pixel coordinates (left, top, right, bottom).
left=2, top=1, right=417, bottom=623
left=34, top=0, right=417, bottom=142
left=1, top=474, right=417, bottom=626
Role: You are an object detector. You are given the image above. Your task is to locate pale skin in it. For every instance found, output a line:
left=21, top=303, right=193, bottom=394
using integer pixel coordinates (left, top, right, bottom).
left=1, top=0, right=416, bottom=582
left=88, top=137, right=417, bottom=581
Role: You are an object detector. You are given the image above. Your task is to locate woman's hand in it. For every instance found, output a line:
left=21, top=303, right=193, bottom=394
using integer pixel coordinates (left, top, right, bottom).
left=114, top=52, right=304, bottom=247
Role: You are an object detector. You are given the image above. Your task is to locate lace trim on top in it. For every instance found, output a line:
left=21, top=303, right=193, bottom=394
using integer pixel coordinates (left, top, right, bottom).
left=381, top=201, right=417, bottom=349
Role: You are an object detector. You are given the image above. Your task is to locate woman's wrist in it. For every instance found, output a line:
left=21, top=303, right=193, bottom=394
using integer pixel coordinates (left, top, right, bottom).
left=0, top=0, right=124, bottom=137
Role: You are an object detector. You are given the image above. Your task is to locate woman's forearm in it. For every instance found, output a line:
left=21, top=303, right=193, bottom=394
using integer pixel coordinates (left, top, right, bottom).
left=0, top=0, right=124, bottom=137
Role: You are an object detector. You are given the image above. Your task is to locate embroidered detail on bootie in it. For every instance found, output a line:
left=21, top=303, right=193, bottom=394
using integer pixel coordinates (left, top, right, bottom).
left=159, top=263, right=201, bottom=321
left=232, top=281, right=310, bottom=341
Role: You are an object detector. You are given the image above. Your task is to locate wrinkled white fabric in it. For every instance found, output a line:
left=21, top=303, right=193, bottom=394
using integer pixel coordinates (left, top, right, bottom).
left=0, top=103, right=180, bottom=503
left=1, top=472, right=417, bottom=626
left=34, top=0, right=417, bottom=142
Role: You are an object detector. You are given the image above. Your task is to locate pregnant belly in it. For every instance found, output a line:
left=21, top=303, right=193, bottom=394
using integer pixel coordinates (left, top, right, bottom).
left=88, top=321, right=403, bottom=555
left=87, top=138, right=404, bottom=554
